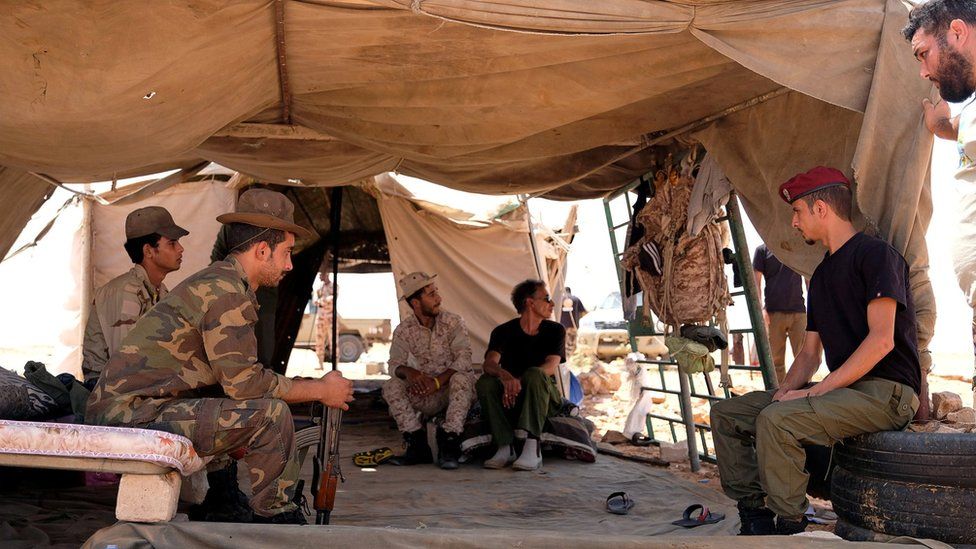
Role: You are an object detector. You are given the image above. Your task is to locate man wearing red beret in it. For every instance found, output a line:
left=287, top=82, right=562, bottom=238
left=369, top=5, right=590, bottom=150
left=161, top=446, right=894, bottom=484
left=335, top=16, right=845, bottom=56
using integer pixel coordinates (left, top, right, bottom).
left=710, top=167, right=922, bottom=536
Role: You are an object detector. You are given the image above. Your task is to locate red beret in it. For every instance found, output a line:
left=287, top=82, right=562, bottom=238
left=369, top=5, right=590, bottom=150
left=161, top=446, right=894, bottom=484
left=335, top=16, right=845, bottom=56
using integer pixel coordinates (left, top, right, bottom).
left=779, top=166, right=851, bottom=204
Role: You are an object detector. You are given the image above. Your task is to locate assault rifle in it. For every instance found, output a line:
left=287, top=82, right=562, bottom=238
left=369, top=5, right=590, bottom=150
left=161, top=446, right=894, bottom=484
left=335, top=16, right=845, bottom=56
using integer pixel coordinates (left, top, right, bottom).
left=312, top=406, right=343, bottom=524
left=312, top=186, right=344, bottom=525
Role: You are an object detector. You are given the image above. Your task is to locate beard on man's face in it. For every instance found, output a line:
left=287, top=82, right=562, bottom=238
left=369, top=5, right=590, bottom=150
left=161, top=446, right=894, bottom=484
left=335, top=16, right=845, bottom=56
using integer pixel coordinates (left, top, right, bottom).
left=935, top=43, right=976, bottom=103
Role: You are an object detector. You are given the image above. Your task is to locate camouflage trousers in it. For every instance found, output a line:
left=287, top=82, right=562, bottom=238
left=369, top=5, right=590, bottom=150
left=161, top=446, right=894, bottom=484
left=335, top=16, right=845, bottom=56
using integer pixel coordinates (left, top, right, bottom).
left=382, top=371, right=477, bottom=434
left=144, top=397, right=300, bottom=518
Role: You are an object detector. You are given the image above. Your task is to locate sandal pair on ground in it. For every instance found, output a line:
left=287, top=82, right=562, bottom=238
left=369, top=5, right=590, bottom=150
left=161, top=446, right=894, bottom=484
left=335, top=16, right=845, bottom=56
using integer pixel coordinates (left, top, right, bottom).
left=605, top=492, right=725, bottom=528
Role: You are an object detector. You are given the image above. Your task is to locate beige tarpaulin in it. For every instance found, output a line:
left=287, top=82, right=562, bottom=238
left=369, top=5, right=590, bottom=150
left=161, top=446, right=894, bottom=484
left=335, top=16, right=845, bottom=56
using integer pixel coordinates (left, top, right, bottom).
left=57, top=180, right=237, bottom=377
left=0, top=1, right=936, bottom=360
left=374, top=174, right=567, bottom=360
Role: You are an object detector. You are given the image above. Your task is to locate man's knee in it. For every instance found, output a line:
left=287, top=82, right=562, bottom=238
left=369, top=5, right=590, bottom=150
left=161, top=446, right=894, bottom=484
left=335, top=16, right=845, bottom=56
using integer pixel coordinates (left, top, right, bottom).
left=521, top=367, right=550, bottom=386
left=755, top=404, right=789, bottom=437
left=476, top=374, right=501, bottom=399
left=383, top=375, right=407, bottom=399
left=250, top=398, right=294, bottom=436
left=448, top=371, right=477, bottom=392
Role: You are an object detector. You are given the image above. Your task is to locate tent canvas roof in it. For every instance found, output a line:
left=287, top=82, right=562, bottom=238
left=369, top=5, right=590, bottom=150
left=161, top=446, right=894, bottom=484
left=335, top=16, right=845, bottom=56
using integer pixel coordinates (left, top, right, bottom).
left=0, top=0, right=936, bottom=352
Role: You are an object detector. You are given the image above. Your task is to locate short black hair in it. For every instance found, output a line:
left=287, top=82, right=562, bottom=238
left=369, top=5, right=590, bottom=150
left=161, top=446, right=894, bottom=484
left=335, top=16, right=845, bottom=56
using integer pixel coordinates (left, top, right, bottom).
left=225, top=223, right=286, bottom=255
left=565, top=287, right=572, bottom=294
left=800, top=185, right=853, bottom=222
left=511, top=279, right=544, bottom=314
left=903, top=0, right=976, bottom=42
left=124, top=233, right=162, bottom=264
left=405, top=287, right=425, bottom=307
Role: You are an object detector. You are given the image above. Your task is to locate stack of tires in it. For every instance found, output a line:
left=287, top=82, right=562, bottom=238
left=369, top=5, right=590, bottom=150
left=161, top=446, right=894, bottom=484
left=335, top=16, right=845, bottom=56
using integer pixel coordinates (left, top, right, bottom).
left=831, top=430, right=976, bottom=543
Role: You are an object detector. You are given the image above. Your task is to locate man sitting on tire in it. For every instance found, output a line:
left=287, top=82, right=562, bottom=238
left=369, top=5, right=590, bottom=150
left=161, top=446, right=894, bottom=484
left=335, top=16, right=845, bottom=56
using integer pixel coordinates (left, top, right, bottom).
left=384, top=272, right=477, bottom=469
left=710, top=167, right=921, bottom=536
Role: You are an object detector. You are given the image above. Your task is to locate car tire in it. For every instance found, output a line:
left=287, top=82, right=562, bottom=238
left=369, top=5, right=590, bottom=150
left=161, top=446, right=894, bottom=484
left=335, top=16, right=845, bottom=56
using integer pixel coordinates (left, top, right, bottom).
left=834, top=430, right=976, bottom=487
left=831, top=431, right=976, bottom=544
left=337, top=334, right=366, bottom=363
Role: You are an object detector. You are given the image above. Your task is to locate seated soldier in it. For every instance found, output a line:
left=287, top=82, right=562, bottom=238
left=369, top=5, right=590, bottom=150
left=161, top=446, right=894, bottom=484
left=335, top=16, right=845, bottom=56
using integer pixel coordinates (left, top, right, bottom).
left=710, top=167, right=920, bottom=535
left=81, top=206, right=188, bottom=385
left=86, top=189, right=354, bottom=525
left=477, top=279, right=566, bottom=471
left=383, top=272, right=477, bottom=469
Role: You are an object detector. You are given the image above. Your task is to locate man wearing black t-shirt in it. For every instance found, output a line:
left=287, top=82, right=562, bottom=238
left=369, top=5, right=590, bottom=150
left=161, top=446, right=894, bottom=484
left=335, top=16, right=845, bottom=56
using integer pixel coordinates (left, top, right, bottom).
left=477, top=279, right=566, bottom=471
left=753, top=244, right=807, bottom=382
left=711, top=167, right=920, bottom=536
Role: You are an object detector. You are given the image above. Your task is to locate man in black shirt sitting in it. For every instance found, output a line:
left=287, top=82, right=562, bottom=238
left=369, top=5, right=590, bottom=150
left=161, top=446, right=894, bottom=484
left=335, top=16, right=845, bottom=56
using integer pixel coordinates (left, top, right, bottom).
left=477, top=279, right=566, bottom=471
left=711, top=167, right=921, bottom=536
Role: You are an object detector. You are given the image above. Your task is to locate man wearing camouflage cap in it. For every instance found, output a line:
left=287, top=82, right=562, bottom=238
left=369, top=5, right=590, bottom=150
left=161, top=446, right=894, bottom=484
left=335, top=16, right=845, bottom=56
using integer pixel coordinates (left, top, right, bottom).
left=81, top=206, right=188, bottom=384
left=384, top=272, right=477, bottom=469
left=87, top=188, right=354, bottom=525
left=710, top=167, right=920, bottom=536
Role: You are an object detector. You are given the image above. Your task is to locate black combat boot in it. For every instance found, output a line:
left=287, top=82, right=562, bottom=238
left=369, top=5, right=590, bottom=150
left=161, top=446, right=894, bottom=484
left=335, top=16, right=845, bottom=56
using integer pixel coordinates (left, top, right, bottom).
left=775, top=515, right=809, bottom=535
left=188, top=461, right=254, bottom=523
left=436, top=428, right=462, bottom=470
left=251, top=507, right=308, bottom=525
left=737, top=502, right=775, bottom=535
left=388, top=429, right=433, bottom=466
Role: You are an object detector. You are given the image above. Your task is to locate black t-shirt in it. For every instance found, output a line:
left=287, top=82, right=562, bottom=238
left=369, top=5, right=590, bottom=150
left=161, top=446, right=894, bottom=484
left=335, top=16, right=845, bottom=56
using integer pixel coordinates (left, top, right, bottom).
left=806, top=232, right=921, bottom=394
left=753, top=244, right=805, bottom=313
left=487, top=319, right=566, bottom=378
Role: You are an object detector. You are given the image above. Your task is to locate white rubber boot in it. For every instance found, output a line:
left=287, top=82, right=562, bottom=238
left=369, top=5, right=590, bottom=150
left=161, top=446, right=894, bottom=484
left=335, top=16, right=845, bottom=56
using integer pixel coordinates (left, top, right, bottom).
left=483, top=444, right=515, bottom=469
left=512, top=438, right=542, bottom=471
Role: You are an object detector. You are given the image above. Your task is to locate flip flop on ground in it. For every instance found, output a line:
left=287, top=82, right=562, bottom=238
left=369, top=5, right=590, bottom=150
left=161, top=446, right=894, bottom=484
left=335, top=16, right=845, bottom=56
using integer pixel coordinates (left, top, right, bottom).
left=671, top=504, right=725, bottom=527
left=606, top=491, right=636, bottom=515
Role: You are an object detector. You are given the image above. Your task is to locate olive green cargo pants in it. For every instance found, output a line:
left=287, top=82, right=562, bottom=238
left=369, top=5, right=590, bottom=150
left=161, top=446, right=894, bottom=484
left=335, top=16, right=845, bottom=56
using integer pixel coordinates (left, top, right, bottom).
left=476, top=368, right=562, bottom=447
left=710, top=377, right=918, bottom=518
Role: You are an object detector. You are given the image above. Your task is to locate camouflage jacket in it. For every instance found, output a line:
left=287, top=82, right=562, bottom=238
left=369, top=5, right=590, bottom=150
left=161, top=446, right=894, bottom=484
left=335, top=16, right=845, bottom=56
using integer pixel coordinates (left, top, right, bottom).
left=81, top=265, right=167, bottom=382
left=86, top=256, right=293, bottom=426
left=387, top=310, right=476, bottom=379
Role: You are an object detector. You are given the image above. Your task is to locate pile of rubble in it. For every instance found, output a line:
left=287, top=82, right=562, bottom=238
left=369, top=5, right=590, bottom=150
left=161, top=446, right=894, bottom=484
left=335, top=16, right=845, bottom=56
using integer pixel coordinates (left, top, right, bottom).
left=910, top=391, right=976, bottom=433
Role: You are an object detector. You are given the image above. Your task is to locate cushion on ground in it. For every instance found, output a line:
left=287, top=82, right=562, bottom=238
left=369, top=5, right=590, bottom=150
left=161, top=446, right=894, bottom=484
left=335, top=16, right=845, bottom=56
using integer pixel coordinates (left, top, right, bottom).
left=0, top=419, right=208, bottom=475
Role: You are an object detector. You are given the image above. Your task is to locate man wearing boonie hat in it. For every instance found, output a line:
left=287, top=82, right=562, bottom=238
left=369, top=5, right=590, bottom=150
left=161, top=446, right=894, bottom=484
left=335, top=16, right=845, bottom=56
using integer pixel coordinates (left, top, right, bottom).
left=383, top=271, right=476, bottom=470
left=710, top=167, right=921, bottom=536
left=87, top=188, right=354, bottom=525
left=81, top=206, right=189, bottom=384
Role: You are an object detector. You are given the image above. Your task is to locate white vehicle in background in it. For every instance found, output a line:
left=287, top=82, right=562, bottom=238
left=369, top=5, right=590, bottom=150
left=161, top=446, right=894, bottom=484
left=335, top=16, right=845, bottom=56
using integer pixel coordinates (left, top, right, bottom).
left=575, top=291, right=667, bottom=360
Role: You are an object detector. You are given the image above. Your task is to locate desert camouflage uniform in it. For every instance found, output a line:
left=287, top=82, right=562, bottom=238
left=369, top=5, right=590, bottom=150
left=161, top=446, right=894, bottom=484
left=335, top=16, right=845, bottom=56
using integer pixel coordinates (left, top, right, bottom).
left=81, top=265, right=167, bottom=382
left=86, top=257, right=298, bottom=517
left=314, top=283, right=334, bottom=364
left=383, top=311, right=477, bottom=434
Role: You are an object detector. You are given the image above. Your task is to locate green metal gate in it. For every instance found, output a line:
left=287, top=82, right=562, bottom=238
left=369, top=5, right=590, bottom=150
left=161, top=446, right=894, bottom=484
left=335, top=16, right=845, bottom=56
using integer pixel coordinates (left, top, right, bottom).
left=603, top=177, right=777, bottom=470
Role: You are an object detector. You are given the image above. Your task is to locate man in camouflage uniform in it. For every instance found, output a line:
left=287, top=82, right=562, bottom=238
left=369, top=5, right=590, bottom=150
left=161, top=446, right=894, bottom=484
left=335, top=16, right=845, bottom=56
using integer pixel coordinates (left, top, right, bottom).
left=81, top=206, right=188, bottom=384
left=384, top=272, right=476, bottom=469
left=87, top=189, right=354, bottom=525
left=314, top=271, right=334, bottom=366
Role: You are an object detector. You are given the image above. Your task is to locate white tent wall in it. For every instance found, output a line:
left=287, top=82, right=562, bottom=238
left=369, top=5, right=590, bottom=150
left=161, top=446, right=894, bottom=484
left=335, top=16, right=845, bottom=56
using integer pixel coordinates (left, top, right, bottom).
left=376, top=180, right=562, bottom=362
left=55, top=181, right=236, bottom=378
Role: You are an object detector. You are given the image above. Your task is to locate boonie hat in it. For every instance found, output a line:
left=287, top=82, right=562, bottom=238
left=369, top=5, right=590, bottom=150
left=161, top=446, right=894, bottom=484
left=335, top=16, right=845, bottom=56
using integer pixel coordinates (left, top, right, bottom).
left=399, top=272, right=437, bottom=300
left=125, top=206, right=189, bottom=240
left=778, top=166, right=851, bottom=204
left=216, top=188, right=313, bottom=239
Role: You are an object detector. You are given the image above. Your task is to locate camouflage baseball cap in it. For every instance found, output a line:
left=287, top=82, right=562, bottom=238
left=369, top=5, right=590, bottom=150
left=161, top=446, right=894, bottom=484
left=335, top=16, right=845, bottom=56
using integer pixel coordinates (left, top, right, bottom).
left=398, top=271, right=437, bottom=300
left=216, top=188, right=313, bottom=239
left=125, top=206, right=189, bottom=240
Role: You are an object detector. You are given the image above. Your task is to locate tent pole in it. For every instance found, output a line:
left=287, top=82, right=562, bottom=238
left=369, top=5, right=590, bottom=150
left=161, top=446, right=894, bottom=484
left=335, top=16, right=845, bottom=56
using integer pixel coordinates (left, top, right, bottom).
left=520, top=196, right=545, bottom=282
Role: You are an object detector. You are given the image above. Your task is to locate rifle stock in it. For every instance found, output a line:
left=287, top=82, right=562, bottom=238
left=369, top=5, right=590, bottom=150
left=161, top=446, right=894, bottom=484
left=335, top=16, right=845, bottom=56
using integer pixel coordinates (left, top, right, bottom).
left=314, top=406, right=343, bottom=524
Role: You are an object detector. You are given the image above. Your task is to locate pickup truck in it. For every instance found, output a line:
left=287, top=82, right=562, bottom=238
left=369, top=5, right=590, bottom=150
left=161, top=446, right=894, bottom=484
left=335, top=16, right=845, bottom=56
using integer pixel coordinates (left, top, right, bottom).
left=294, top=303, right=392, bottom=363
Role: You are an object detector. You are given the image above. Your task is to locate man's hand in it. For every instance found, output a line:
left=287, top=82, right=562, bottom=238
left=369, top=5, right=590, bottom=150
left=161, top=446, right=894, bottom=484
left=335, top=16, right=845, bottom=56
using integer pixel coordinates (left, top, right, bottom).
left=775, top=388, right=812, bottom=402
left=922, top=97, right=958, bottom=140
left=406, top=370, right=438, bottom=397
left=500, top=371, right=522, bottom=409
left=320, top=370, right=355, bottom=410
